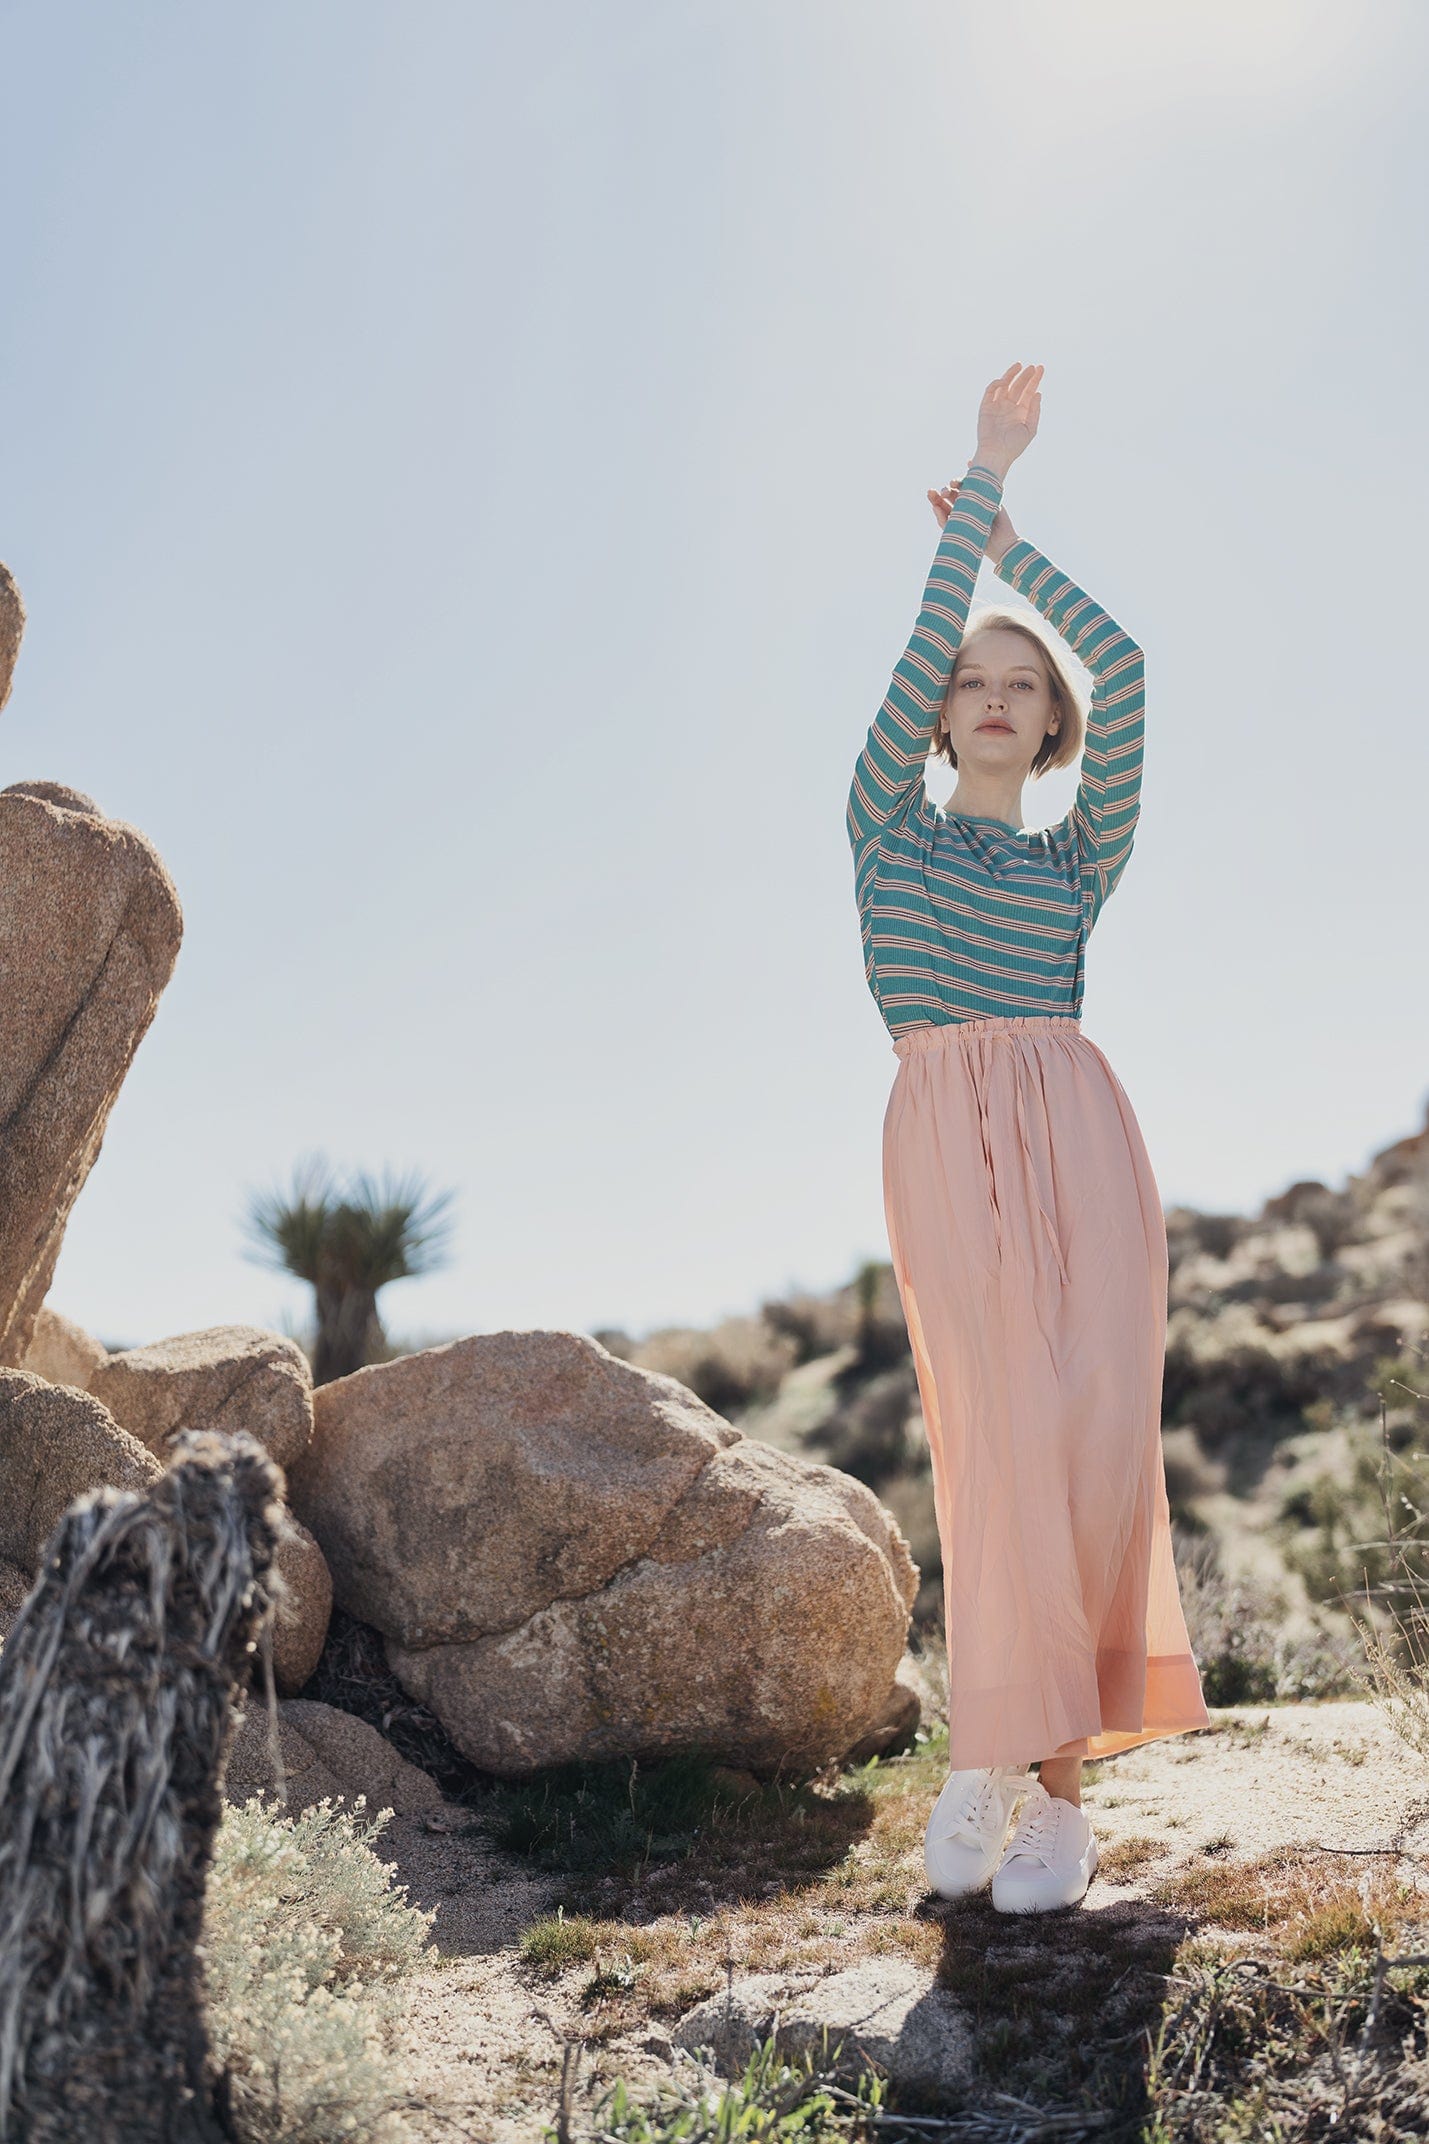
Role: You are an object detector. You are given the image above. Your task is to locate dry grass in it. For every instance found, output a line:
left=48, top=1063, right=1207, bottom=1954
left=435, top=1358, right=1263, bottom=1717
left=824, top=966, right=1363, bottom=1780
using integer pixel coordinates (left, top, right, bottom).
left=1097, top=1834, right=1171, bottom=1883
left=1148, top=1844, right=1426, bottom=1949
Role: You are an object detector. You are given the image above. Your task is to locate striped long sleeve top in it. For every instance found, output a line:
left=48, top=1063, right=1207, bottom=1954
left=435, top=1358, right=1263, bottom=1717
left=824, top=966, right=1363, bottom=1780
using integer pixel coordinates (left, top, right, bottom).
left=846, top=460, right=1146, bottom=1037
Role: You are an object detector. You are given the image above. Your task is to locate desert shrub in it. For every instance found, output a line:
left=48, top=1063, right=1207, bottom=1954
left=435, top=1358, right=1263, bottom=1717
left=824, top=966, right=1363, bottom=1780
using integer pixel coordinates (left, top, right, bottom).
left=202, top=1794, right=435, bottom=2142
left=623, top=1317, right=799, bottom=1416
left=845, top=1260, right=912, bottom=1373
left=1166, top=1208, right=1246, bottom=1265
left=1277, top=1414, right=1429, bottom=1661
left=759, top=1265, right=909, bottom=1373
left=1174, top=1530, right=1360, bottom=1705
left=759, top=1291, right=853, bottom=1365
left=1338, top=1342, right=1429, bottom=1755
left=817, top=1366, right=923, bottom=1489
left=1163, top=1333, right=1321, bottom=1449
left=1261, top=1178, right=1362, bottom=1261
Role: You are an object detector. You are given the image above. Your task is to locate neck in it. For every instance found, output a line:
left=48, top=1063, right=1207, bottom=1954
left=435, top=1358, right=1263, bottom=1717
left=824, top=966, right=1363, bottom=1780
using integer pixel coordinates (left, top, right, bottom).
left=947, top=784, right=1026, bottom=828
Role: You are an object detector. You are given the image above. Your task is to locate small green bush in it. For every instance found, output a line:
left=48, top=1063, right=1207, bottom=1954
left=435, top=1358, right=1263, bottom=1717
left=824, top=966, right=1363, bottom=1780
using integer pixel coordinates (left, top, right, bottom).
left=521, top=1908, right=604, bottom=1977
left=566, top=2029, right=883, bottom=2143
left=202, top=1794, right=435, bottom=2142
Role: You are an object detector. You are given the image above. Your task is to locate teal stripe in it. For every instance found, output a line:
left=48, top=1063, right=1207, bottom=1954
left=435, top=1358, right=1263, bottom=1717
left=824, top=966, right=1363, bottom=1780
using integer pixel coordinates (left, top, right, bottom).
left=847, top=496, right=1146, bottom=1036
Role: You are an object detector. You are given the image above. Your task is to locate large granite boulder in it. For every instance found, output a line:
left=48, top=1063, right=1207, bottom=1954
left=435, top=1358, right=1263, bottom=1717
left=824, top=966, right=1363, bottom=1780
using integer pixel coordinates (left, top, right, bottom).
left=0, top=1369, right=330, bottom=1693
left=0, top=781, right=183, bottom=1365
left=88, top=1324, right=314, bottom=1471
left=288, top=1330, right=919, bottom=1780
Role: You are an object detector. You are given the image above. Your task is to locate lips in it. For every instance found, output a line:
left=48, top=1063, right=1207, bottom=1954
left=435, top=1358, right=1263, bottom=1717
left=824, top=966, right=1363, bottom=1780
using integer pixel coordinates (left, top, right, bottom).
left=978, top=720, right=1014, bottom=733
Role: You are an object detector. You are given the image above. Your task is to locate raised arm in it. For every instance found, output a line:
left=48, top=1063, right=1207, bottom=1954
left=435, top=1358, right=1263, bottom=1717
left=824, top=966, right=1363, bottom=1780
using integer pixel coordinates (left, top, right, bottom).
left=845, top=460, right=1004, bottom=861
left=994, top=538, right=1146, bottom=928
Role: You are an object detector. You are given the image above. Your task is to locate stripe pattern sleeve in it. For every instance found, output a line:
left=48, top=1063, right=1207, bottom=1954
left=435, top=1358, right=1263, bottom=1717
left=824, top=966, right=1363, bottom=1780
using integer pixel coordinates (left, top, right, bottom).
left=846, top=461, right=1005, bottom=863
left=994, top=537, right=1146, bottom=930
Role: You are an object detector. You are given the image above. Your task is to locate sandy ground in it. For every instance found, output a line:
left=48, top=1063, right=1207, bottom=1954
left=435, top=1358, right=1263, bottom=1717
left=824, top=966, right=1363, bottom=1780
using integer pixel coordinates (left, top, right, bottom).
left=384, top=1697, right=1429, bottom=2143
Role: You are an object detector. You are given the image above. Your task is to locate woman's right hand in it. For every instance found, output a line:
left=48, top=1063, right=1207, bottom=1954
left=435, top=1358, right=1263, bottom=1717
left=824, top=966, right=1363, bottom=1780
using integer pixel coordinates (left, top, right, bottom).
left=973, top=362, right=1043, bottom=478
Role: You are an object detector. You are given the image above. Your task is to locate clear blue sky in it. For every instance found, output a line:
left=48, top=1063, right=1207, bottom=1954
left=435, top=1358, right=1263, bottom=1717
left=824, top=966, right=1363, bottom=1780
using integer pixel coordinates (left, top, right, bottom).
left=3, top=1, right=1425, bottom=1352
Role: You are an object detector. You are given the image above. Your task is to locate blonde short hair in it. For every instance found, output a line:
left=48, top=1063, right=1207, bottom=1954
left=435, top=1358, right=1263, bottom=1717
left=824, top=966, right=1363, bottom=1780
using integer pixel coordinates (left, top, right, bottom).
left=931, top=606, right=1085, bottom=778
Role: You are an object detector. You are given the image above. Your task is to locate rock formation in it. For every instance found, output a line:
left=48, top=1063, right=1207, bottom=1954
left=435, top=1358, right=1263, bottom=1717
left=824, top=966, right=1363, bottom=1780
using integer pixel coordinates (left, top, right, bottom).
left=19, top=1306, right=109, bottom=1390
left=673, top=1959, right=976, bottom=2098
left=225, top=1697, right=443, bottom=1818
left=0, top=1369, right=329, bottom=1696
left=0, top=781, right=183, bottom=1365
left=289, top=1328, right=919, bottom=1779
left=87, top=1323, right=315, bottom=1471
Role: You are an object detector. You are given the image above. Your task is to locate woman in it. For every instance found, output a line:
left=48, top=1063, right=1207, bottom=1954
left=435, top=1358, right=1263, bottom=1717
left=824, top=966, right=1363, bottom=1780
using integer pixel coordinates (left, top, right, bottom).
left=847, top=363, right=1209, bottom=1915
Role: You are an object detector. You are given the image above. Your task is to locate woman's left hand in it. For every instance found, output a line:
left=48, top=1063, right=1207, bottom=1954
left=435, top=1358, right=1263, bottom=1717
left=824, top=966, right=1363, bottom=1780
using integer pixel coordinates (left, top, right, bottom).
left=928, top=480, right=1018, bottom=567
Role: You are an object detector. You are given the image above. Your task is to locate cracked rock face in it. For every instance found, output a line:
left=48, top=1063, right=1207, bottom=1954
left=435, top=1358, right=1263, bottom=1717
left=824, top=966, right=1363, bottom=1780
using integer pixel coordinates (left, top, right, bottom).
left=288, top=1329, right=920, bottom=1779
left=0, top=782, right=183, bottom=1365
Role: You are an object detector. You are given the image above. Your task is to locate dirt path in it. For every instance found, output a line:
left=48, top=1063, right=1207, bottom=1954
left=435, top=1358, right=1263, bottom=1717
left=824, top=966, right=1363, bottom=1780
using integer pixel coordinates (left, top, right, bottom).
left=383, top=1698, right=1429, bottom=2142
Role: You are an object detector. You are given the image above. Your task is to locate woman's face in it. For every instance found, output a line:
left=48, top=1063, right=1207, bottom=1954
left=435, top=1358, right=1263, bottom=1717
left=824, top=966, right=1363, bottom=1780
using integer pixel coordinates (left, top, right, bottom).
left=942, top=628, right=1058, bottom=769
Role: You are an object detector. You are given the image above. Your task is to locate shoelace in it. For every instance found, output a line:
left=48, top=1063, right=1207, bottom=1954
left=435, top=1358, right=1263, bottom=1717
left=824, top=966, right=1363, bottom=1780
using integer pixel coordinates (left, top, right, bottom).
left=945, top=1767, right=1037, bottom=1842
left=1005, top=1789, right=1063, bottom=1866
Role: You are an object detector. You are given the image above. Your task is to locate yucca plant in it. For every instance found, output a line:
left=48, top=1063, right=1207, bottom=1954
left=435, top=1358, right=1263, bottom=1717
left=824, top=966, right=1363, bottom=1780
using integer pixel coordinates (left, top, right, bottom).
left=243, top=1155, right=455, bottom=1384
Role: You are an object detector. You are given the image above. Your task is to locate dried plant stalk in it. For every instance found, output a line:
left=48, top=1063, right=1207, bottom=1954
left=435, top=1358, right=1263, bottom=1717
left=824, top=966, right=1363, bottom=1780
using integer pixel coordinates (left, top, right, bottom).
left=0, top=1429, right=282, bottom=2142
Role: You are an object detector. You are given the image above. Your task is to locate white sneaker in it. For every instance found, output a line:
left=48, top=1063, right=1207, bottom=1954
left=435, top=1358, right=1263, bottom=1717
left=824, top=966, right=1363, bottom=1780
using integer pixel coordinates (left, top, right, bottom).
left=989, top=1778, right=1098, bottom=1913
left=924, top=1765, right=1039, bottom=1899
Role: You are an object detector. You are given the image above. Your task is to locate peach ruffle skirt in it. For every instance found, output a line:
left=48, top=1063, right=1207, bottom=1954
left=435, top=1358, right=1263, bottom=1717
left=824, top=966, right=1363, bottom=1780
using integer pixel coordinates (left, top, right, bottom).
left=882, top=1013, right=1210, bottom=1769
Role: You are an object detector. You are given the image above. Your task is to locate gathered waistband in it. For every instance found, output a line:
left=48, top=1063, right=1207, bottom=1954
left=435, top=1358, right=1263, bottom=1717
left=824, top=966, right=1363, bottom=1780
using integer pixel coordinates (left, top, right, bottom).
left=892, top=1014, right=1081, bottom=1058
